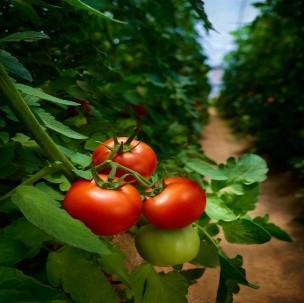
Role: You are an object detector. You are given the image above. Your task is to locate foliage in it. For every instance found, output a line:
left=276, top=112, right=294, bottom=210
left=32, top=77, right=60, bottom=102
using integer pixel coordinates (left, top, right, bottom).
left=0, top=0, right=291, bottom=302
left=216, top=0, right=304, bottom=173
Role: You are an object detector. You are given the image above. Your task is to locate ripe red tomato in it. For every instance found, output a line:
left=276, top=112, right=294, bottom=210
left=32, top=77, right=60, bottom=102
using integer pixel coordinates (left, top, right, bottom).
left=63, top=175, right=143, bottom=236
left=143, top=177, right=206, bottom=229
left=92, top=137, right=157, bottom=181
left=135, top=224, right=200, bottom=266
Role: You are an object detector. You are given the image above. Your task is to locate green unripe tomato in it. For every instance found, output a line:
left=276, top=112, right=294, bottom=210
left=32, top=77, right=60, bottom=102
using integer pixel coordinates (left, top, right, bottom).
left=135, top=224, right=200, bottom=267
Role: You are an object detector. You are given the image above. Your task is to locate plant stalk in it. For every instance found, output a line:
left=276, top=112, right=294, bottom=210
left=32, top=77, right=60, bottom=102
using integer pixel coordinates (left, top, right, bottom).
left=0, top=63, right=76, bottom=182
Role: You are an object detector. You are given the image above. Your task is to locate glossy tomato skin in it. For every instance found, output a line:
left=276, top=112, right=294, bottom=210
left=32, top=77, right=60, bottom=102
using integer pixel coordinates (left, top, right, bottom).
left=143, top=177, right=206, bottom=229
left=135, top=224, right=200, bottom=266
left=63, top=175, right=143, bottom=236
left=92, top=137, right=157, bottom=181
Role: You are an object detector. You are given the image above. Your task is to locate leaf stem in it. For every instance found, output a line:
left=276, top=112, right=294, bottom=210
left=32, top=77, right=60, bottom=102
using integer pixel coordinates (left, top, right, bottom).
left=0, top=63, right=76, bottom=182
left=0, top=163, right=65, bottom=202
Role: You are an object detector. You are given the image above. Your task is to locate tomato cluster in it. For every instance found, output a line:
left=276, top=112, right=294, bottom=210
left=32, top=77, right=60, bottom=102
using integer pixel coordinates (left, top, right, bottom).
left=63, top=136, right=206, bottom=266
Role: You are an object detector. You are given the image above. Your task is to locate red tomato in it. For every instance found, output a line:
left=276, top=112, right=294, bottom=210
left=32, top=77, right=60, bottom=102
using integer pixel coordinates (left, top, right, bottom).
left=143, top=177, right=206, bottom=229
left=92, top=137, right=157, bottom=181
left=63, top=175, right=143, bottom=236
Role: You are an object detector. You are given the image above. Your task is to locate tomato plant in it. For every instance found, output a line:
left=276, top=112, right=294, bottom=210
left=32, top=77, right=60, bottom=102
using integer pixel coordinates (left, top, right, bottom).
left=92, top=137, right=157, bottom=182
left=63, top=175, right=143, bottom=236
left=135, top=224, right=200, bottom=266
left=0, top=1, right=292, bottom=302
left=143, top=177, right=206, bottom=229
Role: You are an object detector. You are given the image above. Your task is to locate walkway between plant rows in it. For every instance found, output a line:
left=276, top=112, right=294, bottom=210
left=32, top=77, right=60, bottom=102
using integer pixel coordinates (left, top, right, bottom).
left=187, top=108, right=304, bottom=303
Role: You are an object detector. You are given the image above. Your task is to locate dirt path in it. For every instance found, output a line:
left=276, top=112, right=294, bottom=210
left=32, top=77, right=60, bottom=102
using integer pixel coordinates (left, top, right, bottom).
left=188, top=108, right=304, bottom=303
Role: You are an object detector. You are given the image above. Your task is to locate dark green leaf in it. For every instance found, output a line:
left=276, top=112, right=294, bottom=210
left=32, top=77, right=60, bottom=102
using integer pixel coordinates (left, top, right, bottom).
left=0, top=50, right=32, bottom=81
left=253, top=215, right=292, bottom=242
left=33, top=107, right=88, bottom=140
left=47, top=246, right=118, bottom=303
left=0, top=31, right=49, bottom=43
left=64, top=0, right=125, bottom=24
left=0, top=266, right=68, bottom=302
left=223, top=183, right=260, bottom=216
left=98, top=239, right=130, bottom=285
left=219, top=255, right=246, bottom=283
left=130, top=264, right=188, bottom=303
left=3, top=218, right=53, bottom=247
left=11, top=185, right=110, bottom=255
left=0, top=238, right=31, bottom=266
left=221, top=218, right=271, bottom=244
left=192, top=237, right=219, bottom=268
left=16, top=83, right=79, bottom=106
left=179, top=268, right=205, bottom=284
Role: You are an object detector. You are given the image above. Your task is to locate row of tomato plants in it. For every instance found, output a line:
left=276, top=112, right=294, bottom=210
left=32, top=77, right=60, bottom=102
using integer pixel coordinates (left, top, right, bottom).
left=0, top=1, right=292, bottom=302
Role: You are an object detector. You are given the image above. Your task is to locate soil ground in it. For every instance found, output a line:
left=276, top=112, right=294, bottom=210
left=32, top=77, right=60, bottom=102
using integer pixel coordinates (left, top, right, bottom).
left=187, top=108, right=304, bottom=303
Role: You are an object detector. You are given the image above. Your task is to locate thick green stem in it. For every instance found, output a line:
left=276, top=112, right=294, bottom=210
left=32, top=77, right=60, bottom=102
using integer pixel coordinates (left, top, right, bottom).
left=0, top=63, right=76, bottom=182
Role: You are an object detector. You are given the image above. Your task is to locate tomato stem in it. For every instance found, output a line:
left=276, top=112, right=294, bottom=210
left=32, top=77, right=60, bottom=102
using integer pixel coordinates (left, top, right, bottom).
left=0, top=63, right=76, bottom=183
left=94, top=160, right=153, bottom=188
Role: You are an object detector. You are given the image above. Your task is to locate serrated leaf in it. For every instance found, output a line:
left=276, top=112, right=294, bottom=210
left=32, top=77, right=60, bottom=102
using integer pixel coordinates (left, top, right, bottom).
left=219, top=154, right=268, bottom=184
left=16, top=83, right=79, bottom=106
left=217, top=254, right=257, bottom=302
left=185, top=159, right=228, bottom=180
left=11, top=185, right=110, bottom=255
left=223, top=183, right=260, bottom=216
left=253, top=215, right=292, bottom=242
left=0, top=266, right=68, bottom=303
left=0, top=31, right=49, bottom=43
left=47, top=246, right=118, bottom=303
left=130, top=264, right=188, bottom=303
left=0, top=50, right=32, bottom=81
left=33, top=107, right=88, bottom=139
left=205, top=196, right=237, bottom=221
left=65, top=0, right=125, bottom=24
left=179, top=268, right=205, bottom=284
left=221, top=218, right=271, bottom=244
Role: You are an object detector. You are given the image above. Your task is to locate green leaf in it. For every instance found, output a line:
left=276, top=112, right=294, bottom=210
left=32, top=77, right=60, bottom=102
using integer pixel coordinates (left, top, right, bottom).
left=223, top=184, right=260, bottom=216
left=185, top=159, right=228, bottom=180
left=64, top=0, right=125, bottom=24
left=33, top=107, right=88, bottom=140
left=130, top=264, right=188, bottom=303
left=216, top=254, right=258, bottom=302
left=3, top=218, right=53, bottom=247
left=221, top=218, right=271, bottom=244
left=58, top=145, right=91, bottom=167
left=205, top=195, right=237, bottom=221
left=219, top=154, right=268, bottom=184
left=11, top=185, right=110, bottom=255
left=179, top=268, right=205, bottom=284
left=192, top=237, right=219, bottom=268
left=47, top=246, right=118, bottom=303
left=0, top=31, right=49, bottom=43
left=253, top=215, right=292, bottom=242
left=0, top=50, right=32, bottom=81
left=0, top=266, right=68, bottom=303
left=16, top=83, right=79, bottom=106
left=0, top=238, right=31, bottom=266
left=98, top=239, right=130, bottom=286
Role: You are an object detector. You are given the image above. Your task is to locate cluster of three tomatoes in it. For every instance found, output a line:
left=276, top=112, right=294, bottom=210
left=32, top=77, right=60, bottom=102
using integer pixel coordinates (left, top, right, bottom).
left=63, top=137, right=207, bottom=266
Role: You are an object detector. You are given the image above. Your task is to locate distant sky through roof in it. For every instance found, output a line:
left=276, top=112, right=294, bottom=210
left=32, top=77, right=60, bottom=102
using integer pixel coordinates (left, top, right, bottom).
left=196, top=0, right=261, bottom=96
